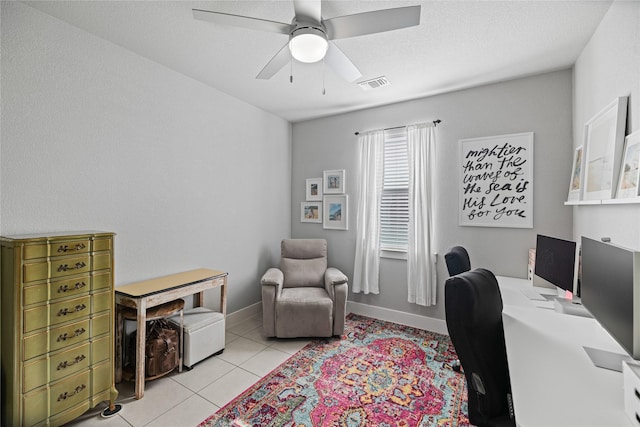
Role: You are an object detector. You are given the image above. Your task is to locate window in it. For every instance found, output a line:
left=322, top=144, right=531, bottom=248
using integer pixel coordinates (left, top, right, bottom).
left=380, top=128, right=409, bottom=253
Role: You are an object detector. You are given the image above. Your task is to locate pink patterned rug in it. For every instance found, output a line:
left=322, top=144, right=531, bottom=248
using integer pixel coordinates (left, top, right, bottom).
left=198, top=313, right=469, bottom=427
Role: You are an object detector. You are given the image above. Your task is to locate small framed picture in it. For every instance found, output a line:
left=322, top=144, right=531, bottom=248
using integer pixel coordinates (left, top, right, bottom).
left=300, top=202, right=322, bottom=223
left=583, top=96, right=627, bottom=200
left=323, top=195, right=348, bottom=230
left=323, top=169, right=345, bottom=194
left=567, top=145, right=584, bottom=201
left=305, top=178, right=323, bottom=201
left=616, top=131, right=640, bottom=199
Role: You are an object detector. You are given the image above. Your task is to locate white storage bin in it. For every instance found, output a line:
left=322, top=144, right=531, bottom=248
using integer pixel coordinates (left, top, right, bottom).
left=169, top=307, right=225, bottom=368
left=623, top=361, right=640, bottom=425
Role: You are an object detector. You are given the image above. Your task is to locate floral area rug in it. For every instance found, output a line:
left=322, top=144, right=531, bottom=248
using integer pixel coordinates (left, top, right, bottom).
left=198, top=313, right=469, bottom=427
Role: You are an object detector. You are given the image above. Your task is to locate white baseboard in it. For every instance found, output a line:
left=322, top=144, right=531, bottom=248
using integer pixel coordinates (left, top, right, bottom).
left=226, top=301, right=261, bottom=329
left=347, top=301, right=449, bottom=335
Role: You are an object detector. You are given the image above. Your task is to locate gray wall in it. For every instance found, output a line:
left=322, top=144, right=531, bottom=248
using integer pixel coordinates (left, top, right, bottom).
left=0, top=2, right=292, bottom=313
left=573, top=1, right=640, bottom=250
left=292, top=70, right=574, bottom=320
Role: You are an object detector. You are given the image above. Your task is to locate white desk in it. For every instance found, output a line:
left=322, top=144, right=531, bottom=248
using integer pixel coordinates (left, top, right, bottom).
left=497, top=276, right=632, bottom=427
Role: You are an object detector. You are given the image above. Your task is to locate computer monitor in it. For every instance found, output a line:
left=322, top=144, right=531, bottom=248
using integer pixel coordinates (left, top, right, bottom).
left=533, top=234, right=579, bottom=297
left=581, top=237, right=640, bottom=371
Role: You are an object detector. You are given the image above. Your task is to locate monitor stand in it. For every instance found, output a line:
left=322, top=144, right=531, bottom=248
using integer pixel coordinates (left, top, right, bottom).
left=583, top=346, right=634, bottom=372
left=553, top=298, right=592, bottom=318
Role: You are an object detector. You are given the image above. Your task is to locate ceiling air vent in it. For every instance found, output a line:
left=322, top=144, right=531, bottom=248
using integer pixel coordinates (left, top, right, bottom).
left=358, top=76, right=390, bottom=91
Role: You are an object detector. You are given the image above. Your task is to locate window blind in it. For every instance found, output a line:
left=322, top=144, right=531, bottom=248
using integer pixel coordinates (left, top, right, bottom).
left=381, top=128, right=409, bottom=251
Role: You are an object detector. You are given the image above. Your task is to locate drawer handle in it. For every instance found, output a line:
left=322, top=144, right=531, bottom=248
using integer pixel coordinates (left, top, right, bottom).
left=57, top=243, right=86, bottom=253
left=57, top=304, right=87, bottom=316
left=57, top=384, right=86, bottom=401
left=57, top=327, right=86, bottom=342
left=57, top=354, right=86, bottom=370
left=57, top=262, right=87, bottom=272
left=57, top=281, right=87, bottom=293
left=636, top=412, right=640, bottom=424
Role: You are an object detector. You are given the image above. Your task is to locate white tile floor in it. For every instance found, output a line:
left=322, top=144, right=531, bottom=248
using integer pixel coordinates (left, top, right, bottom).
left=66, top=313, right=310, bottom=427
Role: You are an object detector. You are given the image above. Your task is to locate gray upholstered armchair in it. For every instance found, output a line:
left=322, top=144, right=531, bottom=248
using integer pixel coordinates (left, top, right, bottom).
left=261, top=239, right=348, bottom=338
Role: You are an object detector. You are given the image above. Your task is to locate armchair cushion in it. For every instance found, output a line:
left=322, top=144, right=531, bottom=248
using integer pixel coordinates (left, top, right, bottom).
left=275, top=287, right=333, bottom=337
left=280, top=239, right=327, bottom=288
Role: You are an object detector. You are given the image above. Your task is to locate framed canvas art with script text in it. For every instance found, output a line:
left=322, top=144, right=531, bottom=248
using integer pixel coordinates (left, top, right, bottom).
left=459, top=132, right=534, bottom=228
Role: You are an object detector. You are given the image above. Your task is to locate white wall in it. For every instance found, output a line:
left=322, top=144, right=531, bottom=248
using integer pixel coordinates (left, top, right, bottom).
left=0, top=2, right=292, bottom=313
left=573, top=1, right=640, bottom=250
left=292, top=70, right=574, bottom=320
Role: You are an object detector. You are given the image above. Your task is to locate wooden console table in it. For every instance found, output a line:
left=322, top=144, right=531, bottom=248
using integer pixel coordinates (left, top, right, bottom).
left=115, top=268, right=227, bottom=399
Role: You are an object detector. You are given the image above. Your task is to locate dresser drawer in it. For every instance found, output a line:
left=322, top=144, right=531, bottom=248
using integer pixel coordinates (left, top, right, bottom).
left=92, top=311, right=111, bottom=337
left=50, top=239, right=90, bottom=257
left=51, top=255, right=91, bottom=279
left=24, top=295, right=91, bottom=333
left=92, top=361, right=112, bottom=396
left=24, top=275, right=90, bottom=306
left=91, top=335, right=110, bottom=365
left=23, top=342, right=91, bottom=393
left=23, top=260, right=49, bottom=283
left=93, top=251, right=111, bottom=271
left=92, top=271, right=111, bottom=291
left=49, top=369, right=91, bottom=417
left=23, top=369, right=91, bottom=424
left=24, top=319, right=90, bottom=360
left=92, top=237, right=112, bottom=252
left=22, top=387, right=47, bottom=427
left=23, top=242, right=48, bottom=260
left=49, top=401, right=92, bottom=427
left=92, top=290, right=111, bottom=314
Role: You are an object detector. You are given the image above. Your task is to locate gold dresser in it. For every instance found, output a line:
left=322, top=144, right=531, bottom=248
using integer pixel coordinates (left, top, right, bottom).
left=1, top=231, right=119, bottom=426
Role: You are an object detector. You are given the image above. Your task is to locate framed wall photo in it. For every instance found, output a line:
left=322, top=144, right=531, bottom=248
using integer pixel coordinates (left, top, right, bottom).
left=323, top=195, right=348, bottom=230
left=305, top=178, right=323, bottom=201
left=458, top=132, right=534, bottom=228
left=583, top=96, right=628, bottom=200
left=300, top=202, right=322, bottom=223
left=323, top=170, right=345, bottom=194
left=616, top=131, right=640, bottom=199
left=567, top=145, right=584, bottom=201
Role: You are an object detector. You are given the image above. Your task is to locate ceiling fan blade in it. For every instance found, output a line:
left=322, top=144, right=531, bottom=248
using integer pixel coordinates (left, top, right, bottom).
left=292, top=0, right=322, bottom=23
left=323, top=5, right=421, bottom=40
left=324, top=42, right=362, bottom=82
left=193, top=9, right=291, bottom=34
left=256, top=43, right=292, bottom=80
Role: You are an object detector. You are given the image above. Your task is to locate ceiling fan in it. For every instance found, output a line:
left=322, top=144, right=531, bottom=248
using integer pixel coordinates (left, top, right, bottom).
left=193, top=1, right=421, bottom=82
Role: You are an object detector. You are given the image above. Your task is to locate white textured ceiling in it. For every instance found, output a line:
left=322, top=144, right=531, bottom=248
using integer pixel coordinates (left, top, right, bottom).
left=24, top=0, right=612, bottom=122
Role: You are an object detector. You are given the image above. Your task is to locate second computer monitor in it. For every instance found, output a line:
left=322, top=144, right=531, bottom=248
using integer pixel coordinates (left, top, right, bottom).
left=534, top=234, right=579, bottom=296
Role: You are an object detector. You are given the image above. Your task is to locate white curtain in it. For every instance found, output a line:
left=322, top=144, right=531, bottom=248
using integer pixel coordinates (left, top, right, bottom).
left=407, top=123, right=437, bottom=306
left=352, top=130, right=384, bottom=294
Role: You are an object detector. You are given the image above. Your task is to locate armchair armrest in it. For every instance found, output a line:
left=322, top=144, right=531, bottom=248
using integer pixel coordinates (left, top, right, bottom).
left=261, top=268, right=283, bottom=337
left=325, top=268, right=348, bottom=336
left=261, top=267, right=284, bottom=287
left=325, top=267, right=348, bottom=286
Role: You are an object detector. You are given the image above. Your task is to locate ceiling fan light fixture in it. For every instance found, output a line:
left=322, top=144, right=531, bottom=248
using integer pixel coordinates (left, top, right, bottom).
left=289, top=26, right=328, bottom=63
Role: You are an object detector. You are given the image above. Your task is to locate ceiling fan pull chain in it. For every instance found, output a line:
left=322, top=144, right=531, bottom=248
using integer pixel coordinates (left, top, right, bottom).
left=290, top=59, right=293, bottom=83
left=322, top=59, right=326, bottom=95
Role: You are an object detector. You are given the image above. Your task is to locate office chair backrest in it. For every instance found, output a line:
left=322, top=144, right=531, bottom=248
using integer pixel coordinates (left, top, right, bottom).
left=444, top=246, right=471, bottom=276
left=445, top=268, right=513, bottom=426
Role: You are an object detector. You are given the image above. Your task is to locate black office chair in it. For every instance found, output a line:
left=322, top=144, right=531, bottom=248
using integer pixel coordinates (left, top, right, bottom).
left=444, top=245, right=471, bottom=372
left=444, top=245, right=471, bottom=276
left=445, top=268, right=515, bottom=427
